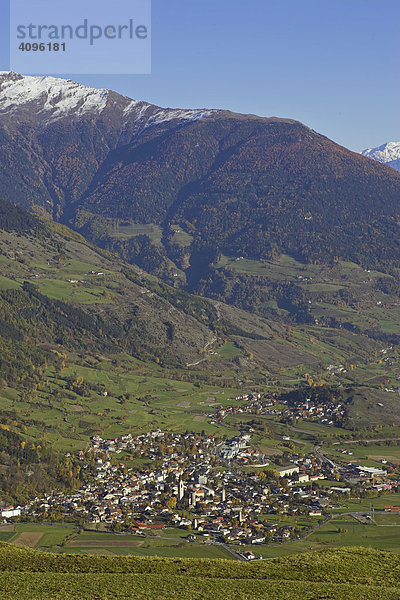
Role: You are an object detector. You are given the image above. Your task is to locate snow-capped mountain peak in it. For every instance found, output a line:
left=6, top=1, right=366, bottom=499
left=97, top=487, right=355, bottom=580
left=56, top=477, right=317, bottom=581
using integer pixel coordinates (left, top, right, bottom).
left=0, top=71, right=216, bottom=126
left=0, top=71, right=112, bottom=118
left=361, top=141, right=400, bottom=172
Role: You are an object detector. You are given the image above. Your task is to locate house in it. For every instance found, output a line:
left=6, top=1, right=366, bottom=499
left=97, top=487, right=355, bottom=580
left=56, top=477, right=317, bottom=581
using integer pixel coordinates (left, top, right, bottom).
left=242, top=550, right=256, bottom=560
left=1, top=507, right=21, bottom=518
left=384, top=506, right=400, bottom=513
left=276, top=465, right=300, bottom=478
left=250, top=535, right=265, bottom=544
left=356, top=466, right=387, bottom=478
left=298, top=474, right=309, bottom=483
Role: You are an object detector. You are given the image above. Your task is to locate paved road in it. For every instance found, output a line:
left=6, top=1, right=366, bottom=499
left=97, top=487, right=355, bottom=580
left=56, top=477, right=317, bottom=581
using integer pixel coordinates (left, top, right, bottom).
left=313, top=444, right=340, bottom=471
left=301, top=514, right=332, bottom=540
left=219, top=542, right=247, bottom=560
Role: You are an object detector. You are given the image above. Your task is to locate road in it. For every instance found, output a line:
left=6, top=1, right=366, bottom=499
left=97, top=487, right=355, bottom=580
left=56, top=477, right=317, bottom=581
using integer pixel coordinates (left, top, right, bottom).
left=186, top=336, right=218, bottom=366
left=313, top=444, right=340, bottom=471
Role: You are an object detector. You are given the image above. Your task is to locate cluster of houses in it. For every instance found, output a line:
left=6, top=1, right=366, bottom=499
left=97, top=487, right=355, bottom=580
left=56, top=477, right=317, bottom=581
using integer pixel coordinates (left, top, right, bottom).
left=0, top=430, right=359, bottom=544
left=209, top=393, right=280, bottom=425
left=326, top=364, right=347, bottom=375
left=340, top=463, right=392, bottom=487
left=208, top=392, right=345, bottom=428
left=281, top=397, right=345, bottom=426
left=217, top=433, right=266, bottom=465
left=2, top=427, right=399, bottom=550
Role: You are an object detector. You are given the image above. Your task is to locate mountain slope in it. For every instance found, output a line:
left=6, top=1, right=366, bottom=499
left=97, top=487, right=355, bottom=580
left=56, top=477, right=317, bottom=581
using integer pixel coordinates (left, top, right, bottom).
left=0, top=196, right=221, bottom=369
left=361, top=141, right=400, bottom=172
left=79, top=114, right=400, bottom=270
left=1, top=196, right=336, bottom=373
left=1, top=72, right=399, bottom=273
left=1, top=73, right=400, bottom=371
left=0, top=72, right=216, bottom=218
left=2, top=196, right=396, bottom=396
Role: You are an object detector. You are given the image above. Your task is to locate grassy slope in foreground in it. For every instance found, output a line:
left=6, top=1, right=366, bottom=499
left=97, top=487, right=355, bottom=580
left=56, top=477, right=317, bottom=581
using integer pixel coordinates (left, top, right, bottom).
left=0, top=544, right=400, bottom=599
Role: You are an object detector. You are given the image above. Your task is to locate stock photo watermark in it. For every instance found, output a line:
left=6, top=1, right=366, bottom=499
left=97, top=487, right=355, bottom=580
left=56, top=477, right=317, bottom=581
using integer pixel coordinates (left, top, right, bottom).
left=10, top=0, right=151, bottom=74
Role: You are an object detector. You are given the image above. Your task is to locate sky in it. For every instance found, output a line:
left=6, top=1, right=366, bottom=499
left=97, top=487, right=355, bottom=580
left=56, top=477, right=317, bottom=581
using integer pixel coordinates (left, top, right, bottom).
left=0, top=0, right=399, bottom=151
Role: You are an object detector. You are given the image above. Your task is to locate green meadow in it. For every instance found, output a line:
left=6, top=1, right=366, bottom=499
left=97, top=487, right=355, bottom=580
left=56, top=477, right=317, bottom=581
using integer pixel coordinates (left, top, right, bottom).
left=0, top=357, right=249, bottom=450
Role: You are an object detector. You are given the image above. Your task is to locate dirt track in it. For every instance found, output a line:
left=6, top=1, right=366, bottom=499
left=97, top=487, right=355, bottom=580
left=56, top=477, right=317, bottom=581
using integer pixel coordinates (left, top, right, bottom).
left=68, top=539, right=144, bottom=547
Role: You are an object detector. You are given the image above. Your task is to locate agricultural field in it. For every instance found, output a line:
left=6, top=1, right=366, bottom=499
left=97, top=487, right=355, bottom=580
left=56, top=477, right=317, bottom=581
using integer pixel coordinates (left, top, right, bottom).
left=216, top=254, right=386, bottom=290
left=374, top=512, right=400, bottom=525
left=0, top=275, right=19, bottom=290
left=226, top=411, right=354, bottom=459
left=63, top=537, right=232, bottom=559
left=330, top=493, right=400, bottom=514
left=5, top=524, right=73, bottom=550
left=215, top=341, right=242, bottom=359
left=0, top=525, right=15, bottom=543
left=8, top=315, right=396, bottom=459
left=215, top=253, right=400, bottom=380
left=5, top=486, right=400, bottom=560
left=235, top=508, right=400, bottom=559
left=112, top=223, right=163, bottom=244
left=308, top=515, right=400, bottom=552
left=5, top=524, right=232, bottom=559
left=322, top=440, right=400, bottom=467
left=0, top=356, right=250, bottom=451
left=169, top=224, right=194, bottom=247
left=0, top=543, right=399, bottom=599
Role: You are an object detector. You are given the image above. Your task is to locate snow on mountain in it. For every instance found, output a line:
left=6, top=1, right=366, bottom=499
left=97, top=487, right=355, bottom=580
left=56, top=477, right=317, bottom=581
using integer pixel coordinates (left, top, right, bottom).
left=361, top=141, right=400, bottom=172
left=0, top=71, right=216, bottom=126
left=0, top=72, right=110, bottom=117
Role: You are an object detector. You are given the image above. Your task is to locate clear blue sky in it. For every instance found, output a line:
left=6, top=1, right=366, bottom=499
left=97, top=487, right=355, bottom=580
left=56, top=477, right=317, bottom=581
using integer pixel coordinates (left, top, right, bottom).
left=1, top=0, right=399, bottom=151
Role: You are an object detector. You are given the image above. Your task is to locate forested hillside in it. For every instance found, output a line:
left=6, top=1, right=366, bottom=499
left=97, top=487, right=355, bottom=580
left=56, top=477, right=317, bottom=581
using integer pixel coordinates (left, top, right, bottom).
left=79, top=115, right=400, bottom=270
left=1, top=73, right=400, bottom=284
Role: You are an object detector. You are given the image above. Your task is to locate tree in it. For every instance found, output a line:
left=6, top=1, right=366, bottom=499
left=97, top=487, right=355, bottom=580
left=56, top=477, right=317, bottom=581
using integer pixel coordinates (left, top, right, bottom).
left=166, top=497, right=177, bottom=510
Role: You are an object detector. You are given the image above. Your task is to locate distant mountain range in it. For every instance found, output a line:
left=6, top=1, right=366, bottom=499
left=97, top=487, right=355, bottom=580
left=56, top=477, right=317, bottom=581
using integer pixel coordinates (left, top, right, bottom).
left=361, top=141, right=400, bottom=172
left=1, top=72, right=400, bottom=280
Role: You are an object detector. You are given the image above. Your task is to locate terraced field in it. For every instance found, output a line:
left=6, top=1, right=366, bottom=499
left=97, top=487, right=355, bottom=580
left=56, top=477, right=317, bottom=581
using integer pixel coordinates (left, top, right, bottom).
left=0, top=543, right=399, bottom=599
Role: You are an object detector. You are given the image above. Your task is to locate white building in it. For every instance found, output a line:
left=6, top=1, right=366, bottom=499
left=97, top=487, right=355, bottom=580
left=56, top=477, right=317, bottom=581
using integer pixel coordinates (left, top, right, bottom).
left=276, top=465, right=300, bottom=478
left=1, top=507, right=21, bottom=518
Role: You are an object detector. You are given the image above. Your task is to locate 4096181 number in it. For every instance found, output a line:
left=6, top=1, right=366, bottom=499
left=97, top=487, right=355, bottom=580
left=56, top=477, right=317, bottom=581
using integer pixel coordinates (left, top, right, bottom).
left=18, top=42, right=66, bottom=52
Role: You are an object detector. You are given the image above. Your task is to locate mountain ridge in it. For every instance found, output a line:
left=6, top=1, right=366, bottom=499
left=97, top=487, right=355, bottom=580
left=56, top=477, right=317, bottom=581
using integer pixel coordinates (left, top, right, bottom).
left=0, top=71, right=217, bottom=124
left=0, top=72, right=400, bottom=279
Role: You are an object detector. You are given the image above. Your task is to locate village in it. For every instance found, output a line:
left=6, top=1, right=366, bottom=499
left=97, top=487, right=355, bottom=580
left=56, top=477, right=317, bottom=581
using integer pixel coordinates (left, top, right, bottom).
left=3, top=417, right=399, bottom=556
left=209, top=392, right=345, bottom=427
